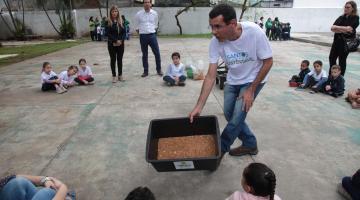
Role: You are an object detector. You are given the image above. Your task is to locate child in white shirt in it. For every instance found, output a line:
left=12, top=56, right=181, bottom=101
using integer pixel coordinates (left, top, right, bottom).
left=300, top=60, right=328, bottom=92
left=41, top=62, right=66, bottom=94
left=59, top=65, right=78, bottom=89
left=74, top=58, right=94, bottom=85
left=163, top=52, right=186, bottom=86
left=226, top=163, right=281, bottom=200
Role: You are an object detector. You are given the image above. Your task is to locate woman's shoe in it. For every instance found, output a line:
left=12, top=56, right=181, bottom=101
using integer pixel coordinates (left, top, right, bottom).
left=112, top=77, right=117, bottom=83
left=118, top=76, right=124, bottom=82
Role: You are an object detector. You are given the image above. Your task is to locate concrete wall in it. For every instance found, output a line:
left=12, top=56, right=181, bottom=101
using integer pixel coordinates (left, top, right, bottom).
left=293, top=0, right=360, bottom=8
left=1, top=7, right=360, bottom=39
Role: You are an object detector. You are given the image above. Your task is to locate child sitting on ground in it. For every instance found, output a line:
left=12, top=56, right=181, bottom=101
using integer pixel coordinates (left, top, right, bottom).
left=338, top=169, right=360, bottom=200
left=163, top=52, right=186, bottom=86
left=321, top=65, right=345, bottom=97
left=41, top=62, right=66, bottom=94
left=75, top=58, right=94, bottom=85
left=289, top=60, right=310, bottom=86
left=226, top=163, right=281, bottom=200
left=59, top=65, right=78, bottom=89
left=346, top=88, right=360, bottom=109
left=125, top=186, right=155, bottom=200
left=299, top=60, right=328, bottom=92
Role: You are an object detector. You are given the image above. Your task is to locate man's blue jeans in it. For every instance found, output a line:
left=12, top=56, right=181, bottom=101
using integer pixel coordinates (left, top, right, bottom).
left=221, top=83, right=265, bottom=152
left=140, top=33, right=161, bottom=73
left=0, top=177, right=56, bottom=200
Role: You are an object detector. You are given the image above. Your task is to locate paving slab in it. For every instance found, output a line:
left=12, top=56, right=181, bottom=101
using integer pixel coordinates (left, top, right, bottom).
left=0, top=36, right=359, bottom=200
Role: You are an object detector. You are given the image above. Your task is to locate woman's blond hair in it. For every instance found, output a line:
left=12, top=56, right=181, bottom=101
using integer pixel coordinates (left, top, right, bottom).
left=108, top=5, right=123, bottom=28
left=346, top=1, right=358, bottom=16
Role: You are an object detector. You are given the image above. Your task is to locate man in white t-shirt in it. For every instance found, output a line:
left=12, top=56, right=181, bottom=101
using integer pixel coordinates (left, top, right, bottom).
left=189, top=4, right=273, bottom=159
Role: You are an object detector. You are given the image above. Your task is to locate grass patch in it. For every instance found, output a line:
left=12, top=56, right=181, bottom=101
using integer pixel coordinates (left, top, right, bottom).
left=159, top=33, right=212, bottom=38
left=0, top=39, right=89, bottom=67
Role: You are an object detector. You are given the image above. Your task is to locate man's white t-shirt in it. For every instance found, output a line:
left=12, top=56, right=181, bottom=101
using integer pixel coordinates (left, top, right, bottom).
left=209, top=22, right=272, bottom=85
left=307, top=69, right=327, bottom=81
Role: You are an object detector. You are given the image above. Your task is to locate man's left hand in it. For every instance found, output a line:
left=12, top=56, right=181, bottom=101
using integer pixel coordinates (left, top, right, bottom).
left=239, top=88, right=255, bottom=112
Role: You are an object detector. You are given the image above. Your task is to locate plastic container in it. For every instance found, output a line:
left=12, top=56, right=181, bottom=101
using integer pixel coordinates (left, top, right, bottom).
left=146, top=116, right=221, bottom=172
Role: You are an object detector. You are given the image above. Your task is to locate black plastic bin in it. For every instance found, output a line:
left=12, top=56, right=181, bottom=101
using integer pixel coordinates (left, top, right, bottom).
left=146, top=115, right=221, bottom=172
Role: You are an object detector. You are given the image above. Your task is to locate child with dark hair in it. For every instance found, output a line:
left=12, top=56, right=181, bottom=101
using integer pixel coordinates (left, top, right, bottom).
left=321, top=65, right=345, bottom=97
left=300, top=60, right=328, bottom=91
left=338, top=169, right=360, bottom=200
left=59, top=65, right=78, bottom=89
left=163, top=52, right=186, bottom=86
left=226, top=163, right=281, bottom=200
left=75, top=58, right=94, bottom=85
left=289, top=60, right=310, bottom=86
left=346, top=88, right=360, bottom=109
left=41, top=62, right=67, bottom=94
left=125, top=186, right=155, bottom=200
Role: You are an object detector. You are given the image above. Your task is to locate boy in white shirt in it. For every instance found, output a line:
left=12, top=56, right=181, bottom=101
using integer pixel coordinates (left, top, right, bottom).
left=59, top=65, right=78, bottom=89
left=163, top=52, right=186, bottom=86
left=300, top=60, right=328, bottom=91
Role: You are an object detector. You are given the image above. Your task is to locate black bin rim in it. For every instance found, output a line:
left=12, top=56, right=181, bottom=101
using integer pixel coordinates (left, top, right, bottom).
left=145, top=115, right=221, bottom=163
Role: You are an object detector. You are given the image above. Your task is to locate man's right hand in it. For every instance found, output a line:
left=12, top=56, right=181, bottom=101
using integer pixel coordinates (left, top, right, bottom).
left=189, top=106, right=202, bottom=123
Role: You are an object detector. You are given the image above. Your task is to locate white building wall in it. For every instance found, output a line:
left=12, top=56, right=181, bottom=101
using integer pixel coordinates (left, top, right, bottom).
left=293, top=0, right=360, bottom=8
left=0, top=6, right=359, bottom=39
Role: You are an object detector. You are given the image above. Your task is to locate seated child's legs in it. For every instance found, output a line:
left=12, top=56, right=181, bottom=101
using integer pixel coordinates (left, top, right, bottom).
left=86, top=77, right=94, bottom=82
left=290, top=75, right=300, bottom=83
left=307, top=76, right=317, bottom=88
left=163, top=76, right=176, bottom=86
left=74, top=77, right=84, bottom=85
left=179, top=75, right=186, bottom=82
left=42, top=83, right=56, bottom=91
left=31, top=188, right=56, bottom=200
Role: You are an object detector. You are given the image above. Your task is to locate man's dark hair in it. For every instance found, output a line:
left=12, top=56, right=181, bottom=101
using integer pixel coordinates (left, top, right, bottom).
left=209, top=4, right=236, bottom=24
left=125, top=187, right=155, bottom=200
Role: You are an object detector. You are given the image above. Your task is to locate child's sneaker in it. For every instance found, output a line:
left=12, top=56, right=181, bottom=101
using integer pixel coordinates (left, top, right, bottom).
left=56, top=87, right=66, bottom=94
left=178, top=82, right=186, bottom=86
left=87, top=81, right=94, bottom=85
left=61, top=85, right=68, bottom=92
left=337, top=183, right=352, bottom=200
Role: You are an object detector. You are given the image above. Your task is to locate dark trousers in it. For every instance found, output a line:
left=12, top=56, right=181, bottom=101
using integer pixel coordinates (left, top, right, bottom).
left=329, top=41, right=349, bottom=76
left=75, top=77, right=94, bottom=85
left=41, top=76, right=58, bottom=91
left=90, top=31, right=96, bottom=41
left=108, top=44, right=125, bottom=77
left=163, top=75, right=186, bottom=85
left=266, top=28, right=270, bottom=38
left=140, top=33, right=161, bottom=73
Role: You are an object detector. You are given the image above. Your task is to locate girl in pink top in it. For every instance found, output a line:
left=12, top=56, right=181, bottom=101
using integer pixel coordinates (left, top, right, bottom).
left=226, top=163, right=281, bottom=200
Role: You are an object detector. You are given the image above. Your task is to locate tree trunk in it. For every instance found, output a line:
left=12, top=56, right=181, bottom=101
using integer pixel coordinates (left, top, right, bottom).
left=3, top=0, right=18, bottom=30
left=175, top=13, right=182, bottom=35
left=106, top=0, right=109, bottom=17
left=0, top=13, right=15, bottom=35
left=239, top=0, right=248, bottom=21
left=97, top=0, right=102, bottom=18
left=41, top=3, right=61, bottom=35
left=21, top=0, right=25, bottom=33
left=174, top=2, right=195, bottom=35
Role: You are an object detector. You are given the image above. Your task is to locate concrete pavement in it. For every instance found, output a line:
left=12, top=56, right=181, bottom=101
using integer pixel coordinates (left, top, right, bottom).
left=0, top=37, right=360, bottom=200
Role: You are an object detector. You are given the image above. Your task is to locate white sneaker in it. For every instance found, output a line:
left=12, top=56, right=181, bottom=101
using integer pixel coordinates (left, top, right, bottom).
left=118, top=76, right=124, bottom=82
left=56, top=87, right=65, bottom=94
left=112, top=77, right=117, bottom=83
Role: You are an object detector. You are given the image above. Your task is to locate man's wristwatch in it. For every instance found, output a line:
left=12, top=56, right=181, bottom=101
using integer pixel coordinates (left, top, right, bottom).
left=40, top=176, right=51, bottom=186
